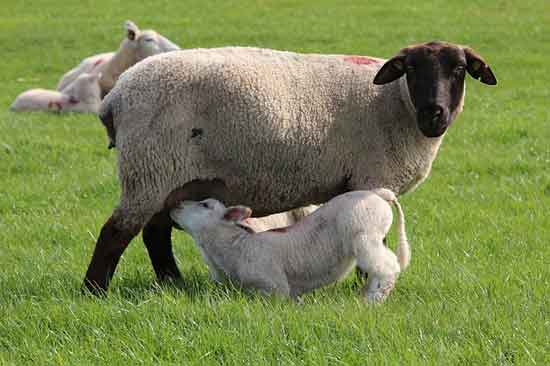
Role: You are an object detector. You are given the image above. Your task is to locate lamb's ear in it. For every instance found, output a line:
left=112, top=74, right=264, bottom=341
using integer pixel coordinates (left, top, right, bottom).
left=373, top=53, right=407, bottom=85
left=125, top=20, right=140, bottom=41
left=463, top=47, right=497, bottom=85
left=223, top=206, right=252, bottom=222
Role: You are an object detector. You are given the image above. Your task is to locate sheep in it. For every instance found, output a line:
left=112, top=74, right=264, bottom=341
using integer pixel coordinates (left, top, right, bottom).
left=169, top=189, right=410, bottom=302
left=56, top=20, right=180, bottom=96
left=83, top=41, right=497, bottom=294
left=11, top=72, right=101, bottom=113
left=56, top=52, right=114, bottom=93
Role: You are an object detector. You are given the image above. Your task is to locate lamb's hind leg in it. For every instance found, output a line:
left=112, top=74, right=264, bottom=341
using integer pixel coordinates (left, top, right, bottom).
left=142, top=210, right=182, bottom=284
left=355, top=235, right=400, bottom=303
left=83, top=208, right=144, bottom=295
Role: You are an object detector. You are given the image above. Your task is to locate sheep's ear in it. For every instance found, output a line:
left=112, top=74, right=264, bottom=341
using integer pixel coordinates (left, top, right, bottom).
left=373, top=54, right=406, bottom=85
left=463, top=47, right=497, bottom=85
left=125, top=20, right=140, bottom=41
left=223, top=206, right=252, bottom=222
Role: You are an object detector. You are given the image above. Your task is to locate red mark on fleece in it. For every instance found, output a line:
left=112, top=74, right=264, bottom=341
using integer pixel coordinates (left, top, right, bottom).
left=48, top=101, right=63, bottom=111
left=93, top=59, right=103, bottom=68
left=343, top=56, right=381, bottom=66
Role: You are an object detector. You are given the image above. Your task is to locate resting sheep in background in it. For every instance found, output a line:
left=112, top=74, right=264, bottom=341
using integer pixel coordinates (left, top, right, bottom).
left=170, top=189, right=409, bottom=303
left=56, top=20, right=180, bottom=97
left=11, top=72, right=101, bottom=113
left=84, top=41, right=497, bottom=294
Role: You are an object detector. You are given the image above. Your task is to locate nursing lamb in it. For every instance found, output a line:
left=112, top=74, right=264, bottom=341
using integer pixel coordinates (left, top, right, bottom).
left=83, top=41, right=497, bottom=294
left=170, top=189, right=409, bottom=302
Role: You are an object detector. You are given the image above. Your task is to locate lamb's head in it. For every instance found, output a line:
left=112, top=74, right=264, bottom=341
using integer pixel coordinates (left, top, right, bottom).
left=63, top=72, right=101, bottom=104
left=124, top=20, right=180, bottom=63
left=170, top=199, right=252, bottom=234
left=373, top=41, right=497, bottom=138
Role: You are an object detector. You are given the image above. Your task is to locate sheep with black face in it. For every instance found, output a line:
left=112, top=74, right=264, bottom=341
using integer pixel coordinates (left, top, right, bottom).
left=83, top=41, right=496, bottom=294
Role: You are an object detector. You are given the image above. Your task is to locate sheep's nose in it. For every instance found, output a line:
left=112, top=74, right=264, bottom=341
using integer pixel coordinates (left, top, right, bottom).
left=419, top=105, right=443, bottom=121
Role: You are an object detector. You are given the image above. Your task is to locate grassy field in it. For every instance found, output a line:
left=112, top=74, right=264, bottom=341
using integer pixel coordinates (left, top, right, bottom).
left=1, top=0, right=549, bottom=364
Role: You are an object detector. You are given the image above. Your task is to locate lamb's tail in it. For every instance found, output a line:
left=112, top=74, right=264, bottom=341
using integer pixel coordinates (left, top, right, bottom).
left=373, top=188, right=410, bottom=271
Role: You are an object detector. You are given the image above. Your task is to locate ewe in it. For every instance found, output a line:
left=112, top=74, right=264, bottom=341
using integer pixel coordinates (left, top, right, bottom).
left=56, top=20, right=180, bottom=97
left=83, top=41, right=496, bottom=294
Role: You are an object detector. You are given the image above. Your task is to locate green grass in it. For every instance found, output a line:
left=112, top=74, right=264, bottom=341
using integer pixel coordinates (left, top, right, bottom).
left=1, top=0, right=549, bottom=364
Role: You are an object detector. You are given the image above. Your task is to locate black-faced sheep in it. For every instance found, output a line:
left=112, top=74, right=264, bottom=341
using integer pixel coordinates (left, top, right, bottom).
left=83, top=41, right=496, bottom=294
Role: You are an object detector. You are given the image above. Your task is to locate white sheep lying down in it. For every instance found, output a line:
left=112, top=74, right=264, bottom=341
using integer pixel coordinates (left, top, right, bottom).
left=57, top=20, right=180, bottom=96
left=84, top=41, right=497, bottom=294
left=170, top=189, right=410, bottom=302
left=11, top=73, right=101, bottom=113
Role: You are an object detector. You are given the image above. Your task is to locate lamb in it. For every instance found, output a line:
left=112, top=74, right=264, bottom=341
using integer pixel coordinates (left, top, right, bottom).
left=11, top=72, right=101, bottom=113
left=56, top=20, right=180, bottom=96
left=83, top=41, right=497, bottom=294
left=169, top=189, right=410, bottom=302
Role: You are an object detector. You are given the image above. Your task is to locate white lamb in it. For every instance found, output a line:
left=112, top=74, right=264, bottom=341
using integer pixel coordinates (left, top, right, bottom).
left=11, top=73, right=101, bottom=113
left=170, top=189, right=410, bottom=303
left=56, top=20, right=180, bottom=96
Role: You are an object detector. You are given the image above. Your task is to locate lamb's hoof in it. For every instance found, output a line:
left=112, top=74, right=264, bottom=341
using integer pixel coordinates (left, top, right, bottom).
left=363, top=280, right=396, bottom=304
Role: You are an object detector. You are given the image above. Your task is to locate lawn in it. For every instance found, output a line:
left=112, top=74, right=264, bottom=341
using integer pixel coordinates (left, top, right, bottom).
left=1, top=0, right=549, bottom=364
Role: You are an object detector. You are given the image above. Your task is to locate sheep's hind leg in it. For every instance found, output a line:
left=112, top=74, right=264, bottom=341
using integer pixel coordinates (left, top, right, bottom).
left=83, top=209, right=143, bottom=295
left=142, top=210, right=182, bottom=284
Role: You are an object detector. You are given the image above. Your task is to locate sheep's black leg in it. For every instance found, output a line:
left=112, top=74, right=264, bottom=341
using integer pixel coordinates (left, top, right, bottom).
left=142, top=211, right=182, bottom=283
left=83, top=212, right=141, bottom=295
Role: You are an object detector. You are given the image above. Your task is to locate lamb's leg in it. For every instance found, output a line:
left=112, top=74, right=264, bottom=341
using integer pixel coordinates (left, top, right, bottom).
left=83, top=209, right=143, bottom=295
left=142, top=210, right=182, bottom=283
left=355, top=235, right=400, bottom=303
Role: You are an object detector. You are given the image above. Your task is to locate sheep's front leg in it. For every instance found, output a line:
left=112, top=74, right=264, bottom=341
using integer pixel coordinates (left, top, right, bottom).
left=83, top=210, right=142, bottom=295
left=142, top=211, right=182, bottom=284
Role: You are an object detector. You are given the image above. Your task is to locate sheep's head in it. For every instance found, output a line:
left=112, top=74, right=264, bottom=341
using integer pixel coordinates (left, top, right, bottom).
left=63, top=72, right=101, bottom=104
left=373, top=41, right=497, bottom=138
left=124, top=20, right=181, bottom=62
left=170, top=199, right=252, bottom=234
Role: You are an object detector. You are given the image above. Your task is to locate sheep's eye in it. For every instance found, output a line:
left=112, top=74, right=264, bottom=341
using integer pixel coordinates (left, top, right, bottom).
left=200, top=202, right=210, bottom=209
left=144, top=38, right=154, bottom=43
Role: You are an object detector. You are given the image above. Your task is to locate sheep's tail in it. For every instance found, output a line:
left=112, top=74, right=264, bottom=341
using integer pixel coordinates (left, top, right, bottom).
left=99, top=92, right=116, bottom=149
left=372, top=188, right=410, bottom=271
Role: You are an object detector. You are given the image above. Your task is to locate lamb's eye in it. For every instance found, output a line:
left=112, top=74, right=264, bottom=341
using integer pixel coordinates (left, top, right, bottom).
left=200, top=202, right=210, bottom=209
